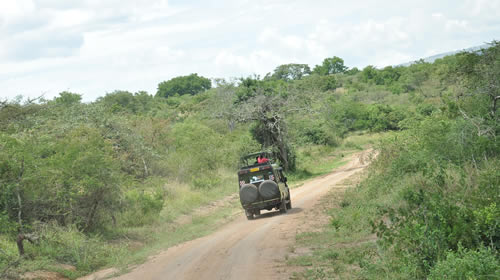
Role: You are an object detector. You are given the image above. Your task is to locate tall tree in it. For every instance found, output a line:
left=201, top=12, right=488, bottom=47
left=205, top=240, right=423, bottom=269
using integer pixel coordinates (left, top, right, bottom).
left=156, top=73, right=211, bottom=98
left=54, top=91, right=82, bottom=106
left=270, top=63, right=311, bottom=81
left=313, top=56, right=348, bottom=75
left=214, top=78, right=310, bottom=171
left=454, top=41, right=500, bottom=138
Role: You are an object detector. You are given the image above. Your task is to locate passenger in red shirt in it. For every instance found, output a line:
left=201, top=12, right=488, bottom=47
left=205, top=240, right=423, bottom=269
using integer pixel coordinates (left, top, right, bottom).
left=257, top=153, right=269, bottom=164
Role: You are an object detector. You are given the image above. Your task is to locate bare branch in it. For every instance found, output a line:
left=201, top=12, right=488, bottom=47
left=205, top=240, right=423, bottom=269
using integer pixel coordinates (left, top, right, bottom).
left=26, top=93, right=46, bottom=104
left=459, top=108, right=493, bottom=137
left=16, top=158, right=25, bottom=231
left=16, top=233, right=39, bottom=256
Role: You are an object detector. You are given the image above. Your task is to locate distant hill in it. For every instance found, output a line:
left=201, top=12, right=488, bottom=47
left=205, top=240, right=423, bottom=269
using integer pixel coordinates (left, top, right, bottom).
left=398, top=43, right=489, bottom=66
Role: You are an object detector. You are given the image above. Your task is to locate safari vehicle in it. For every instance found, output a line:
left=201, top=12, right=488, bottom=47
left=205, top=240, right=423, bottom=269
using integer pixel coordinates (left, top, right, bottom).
left=238, top=152, right=291, bottom=220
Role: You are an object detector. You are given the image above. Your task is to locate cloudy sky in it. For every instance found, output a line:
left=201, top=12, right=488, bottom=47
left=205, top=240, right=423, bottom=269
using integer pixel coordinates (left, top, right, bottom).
left=0, top=0, right=499, bottom=101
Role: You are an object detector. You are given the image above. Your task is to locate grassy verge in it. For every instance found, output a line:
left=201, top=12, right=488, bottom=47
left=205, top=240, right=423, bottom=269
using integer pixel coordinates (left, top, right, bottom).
left=289, top=131, right=386, bottom=183
left=112, top=197, right=241, bottom=275
left=286, top=171, right=379, bottom=279
left=286, top=132, right=395, bottom=279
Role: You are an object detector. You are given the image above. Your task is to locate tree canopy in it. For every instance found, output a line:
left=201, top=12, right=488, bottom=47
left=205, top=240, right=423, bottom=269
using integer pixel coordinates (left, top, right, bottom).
left=156, top=73, right=211, bottom=98
left=54, top=91, right=82, bottom=105
left=313, top=56, right=348, bottom=75
left=269, top=63, right=311, bottom=81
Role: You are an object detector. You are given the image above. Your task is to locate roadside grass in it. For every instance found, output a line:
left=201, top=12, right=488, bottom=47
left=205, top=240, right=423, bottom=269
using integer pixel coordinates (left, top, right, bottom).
left=287, top=171, right=379, bottom=279
left=112, top=198, right=241, bottom=274
left=287, top=131, right=397, bottom=280
left=288, top=131, right=386, bottom=184
left=83, top=170, right=242, bottom=277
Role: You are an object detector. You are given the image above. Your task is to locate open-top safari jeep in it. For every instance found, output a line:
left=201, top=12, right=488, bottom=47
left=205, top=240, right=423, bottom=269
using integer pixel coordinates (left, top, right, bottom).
left=237, top=152, right=291, bottom=220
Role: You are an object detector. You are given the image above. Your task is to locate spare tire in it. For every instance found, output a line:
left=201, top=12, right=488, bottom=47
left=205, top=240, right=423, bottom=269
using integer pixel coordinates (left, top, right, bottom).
left=240, top=184, right=258, bottom=204
left=258, top=180, right=280, bottom=200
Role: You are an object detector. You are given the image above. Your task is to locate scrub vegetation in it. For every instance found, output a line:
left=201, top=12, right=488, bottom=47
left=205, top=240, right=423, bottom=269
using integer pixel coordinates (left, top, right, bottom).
left=1, top=41, right=499, bottom=279
left=288, top=42, right=500, bottom=279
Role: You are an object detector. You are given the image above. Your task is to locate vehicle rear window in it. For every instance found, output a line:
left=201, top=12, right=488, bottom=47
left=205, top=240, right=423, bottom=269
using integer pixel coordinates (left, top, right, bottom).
left=239, top=171, right=274, bottom=187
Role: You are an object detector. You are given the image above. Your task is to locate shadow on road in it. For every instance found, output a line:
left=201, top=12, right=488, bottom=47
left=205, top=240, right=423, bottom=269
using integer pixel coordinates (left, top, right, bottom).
left=253, top=207, right=303, bottom=220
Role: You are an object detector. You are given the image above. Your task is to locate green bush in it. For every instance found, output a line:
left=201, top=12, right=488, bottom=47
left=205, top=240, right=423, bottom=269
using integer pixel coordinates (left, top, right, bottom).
left=0, top=212, right=17, bottom=236
left=0, top=235, right=18, bottom=269
left=297, top=123, right=339, bottom=146
left=191, top=175, right=221, bottom=190
left=29, top=223, right=125, bottom=273
left=428, top=246, right=500, bottom=280
left=121, top=188, right=164, bottom=227
left=371, top=109, right=499, bottom=277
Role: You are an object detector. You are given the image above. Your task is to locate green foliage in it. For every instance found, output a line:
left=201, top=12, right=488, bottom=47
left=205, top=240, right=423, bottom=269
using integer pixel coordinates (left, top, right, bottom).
left=54, top=91, right=82, bottom=106
left=284, top=42, right=500, bottom=279
left=234, top=77, right=286, bottom=103
left=269, top=63, right=311, bottom=81
left=372, top=117, right=499, bottom=277
left=428, top=246, right=500, bottom=280
left=0, top=212, right=17, bottom=236
left=156, top=73, right=211, bottom=98
left=0, top=235, right=18, bottom=271
left=361, top=65, right=378, bottom=82
left=296, top=121, right=339, bottom=146
left=345, top=67, right=360, bottom=75
left=166, top=120, right=227, bottom=172
left=98, top=90, right=156, bottom=114
left=313, top=56, right=348, bottom=75
left=319, top=75, right=339, bottom=91
left=291, top=74, right=340, bottom=92
left=121, top=185, right=164, bottom=227
left=377, top=66, right=402, bottom=86
left=416, top=103, right=437, bottom=116
left=0, top=126, right=122, bottom=231
left=191, top=175, right=222, bottom=190
left=367, top=104, right=407, bottom=131
left=325, top=97, right=410, bottom=136
left=400, top=60, right=432, bottom=92
left=455, top=41, right=500, bottom=136
left=474, top=203, right=500, bottom=250
left=29, top=223, right=125, bottom=273
left=326, top=98, right=370, bottom=136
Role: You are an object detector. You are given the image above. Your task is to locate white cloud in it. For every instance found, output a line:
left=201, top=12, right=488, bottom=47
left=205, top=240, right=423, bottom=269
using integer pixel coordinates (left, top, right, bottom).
left=49, top=9, right=94, bottom=28
left=0, top=0, right=36, bottom=22
left=0, top=0, right=499, bottom=101
left=214, top=49, right=282, bottom=76
left=445, top=19, right=469, bottom=32
left=465, top=0, right=500, bottom=18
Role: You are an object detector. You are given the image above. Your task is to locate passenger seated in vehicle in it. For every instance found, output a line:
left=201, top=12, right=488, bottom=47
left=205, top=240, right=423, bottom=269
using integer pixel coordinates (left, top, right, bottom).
left=257, top=153, right=269, bottom=164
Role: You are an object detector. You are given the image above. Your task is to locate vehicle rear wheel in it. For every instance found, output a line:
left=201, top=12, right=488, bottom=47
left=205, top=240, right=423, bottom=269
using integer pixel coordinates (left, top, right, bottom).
left=279, top=199, right=287, bottom=214
left=245, top=210, right=254, bottom=220
left=286, top=194, right=292, bottom=209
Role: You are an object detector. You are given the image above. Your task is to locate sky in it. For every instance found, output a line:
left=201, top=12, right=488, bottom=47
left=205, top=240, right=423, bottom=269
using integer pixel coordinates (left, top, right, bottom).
left=0, top=0, right=499, bottom=102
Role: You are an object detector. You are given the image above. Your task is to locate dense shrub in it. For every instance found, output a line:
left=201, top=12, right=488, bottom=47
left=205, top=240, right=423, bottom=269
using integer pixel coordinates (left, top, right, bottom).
left=30, top=223, right=125, bottom=272
left=156, top=73, right=211, bottom=98
left=428, top=246, right=500, bottom=280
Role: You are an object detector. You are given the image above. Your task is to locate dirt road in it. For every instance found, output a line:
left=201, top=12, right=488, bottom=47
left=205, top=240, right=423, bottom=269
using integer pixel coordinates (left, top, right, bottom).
left=110, top=151, right=373, bottom=280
